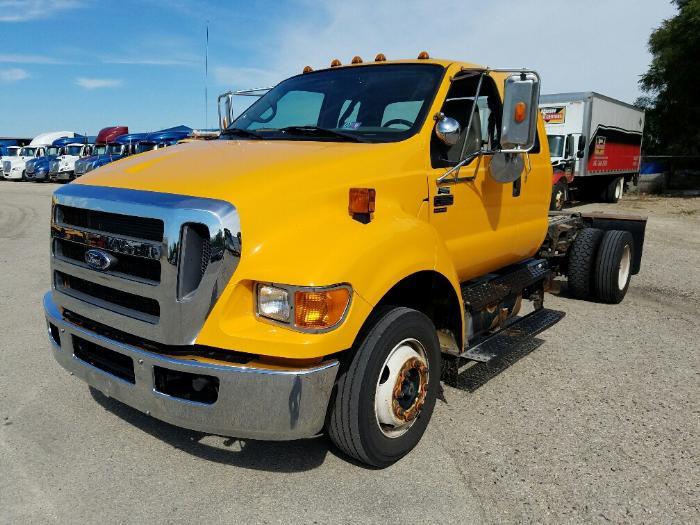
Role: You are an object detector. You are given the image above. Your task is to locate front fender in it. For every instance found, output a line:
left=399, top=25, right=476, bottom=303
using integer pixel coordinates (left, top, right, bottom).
left=196, top=199, right=462, bottom=360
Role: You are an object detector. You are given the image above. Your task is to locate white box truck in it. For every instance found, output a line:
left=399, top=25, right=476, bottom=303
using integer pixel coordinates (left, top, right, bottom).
left=539, top=92, right=645, bottom=209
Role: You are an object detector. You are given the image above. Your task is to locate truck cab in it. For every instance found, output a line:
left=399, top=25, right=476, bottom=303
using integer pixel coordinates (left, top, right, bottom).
left=3, top=145, right=45, bottom=180
left=84, top=133, right=147, bottom=173
left=44, top=56, right=645, bottom=467
left=27, top=136, right=85, bottom=182
left=0, top=146, right=21, bottom=175
left=49, top=141, right=93, bottom=182
left=74, top=126, right=128, bottom=177
left=3, top=131, right=75, bottom=180
left=133, top=129, right=191, bottom=154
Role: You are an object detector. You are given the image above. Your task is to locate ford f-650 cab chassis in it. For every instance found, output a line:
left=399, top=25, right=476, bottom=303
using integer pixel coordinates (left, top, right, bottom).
left=44, top=54, right=645, bottom=467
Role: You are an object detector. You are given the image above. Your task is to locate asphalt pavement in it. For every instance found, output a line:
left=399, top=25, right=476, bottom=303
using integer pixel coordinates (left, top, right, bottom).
left=1, top=182, right=697, bottom=523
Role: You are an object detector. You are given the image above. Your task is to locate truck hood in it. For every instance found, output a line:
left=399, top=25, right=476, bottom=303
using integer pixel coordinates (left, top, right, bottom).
left=76, top=139, right=416, bottom=204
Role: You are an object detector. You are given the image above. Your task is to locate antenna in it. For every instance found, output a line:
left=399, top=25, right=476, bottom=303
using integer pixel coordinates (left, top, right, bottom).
left=204, top=21, right=209, bottom=129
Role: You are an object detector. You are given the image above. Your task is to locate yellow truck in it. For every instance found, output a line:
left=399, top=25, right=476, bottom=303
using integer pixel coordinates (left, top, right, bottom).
left=44, top=54, right=646, bottom=467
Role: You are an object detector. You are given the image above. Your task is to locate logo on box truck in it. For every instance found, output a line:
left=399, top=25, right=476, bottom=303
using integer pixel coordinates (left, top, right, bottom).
left=540, top=106, right=566, bottom=124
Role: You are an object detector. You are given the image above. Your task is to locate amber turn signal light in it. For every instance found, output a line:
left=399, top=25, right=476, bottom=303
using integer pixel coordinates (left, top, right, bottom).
left=295, top=288, right=351, bottom=329
left=349, top=188, right=376, bottom=215
left=514, top=101, right=527, bottom=123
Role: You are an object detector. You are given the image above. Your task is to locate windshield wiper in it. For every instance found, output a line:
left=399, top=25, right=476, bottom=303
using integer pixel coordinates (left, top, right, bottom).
left=220, top=128, right=263, bottom=140
left=278, top=126, right=368, bottom=143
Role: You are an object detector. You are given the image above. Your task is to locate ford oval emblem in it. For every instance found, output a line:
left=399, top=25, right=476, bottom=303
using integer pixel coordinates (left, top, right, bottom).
left=84, top=249, right=117, bottom=271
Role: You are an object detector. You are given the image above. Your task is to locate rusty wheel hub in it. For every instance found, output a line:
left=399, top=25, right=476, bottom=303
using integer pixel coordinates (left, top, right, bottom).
left=375, top=338, right=429, bottom=438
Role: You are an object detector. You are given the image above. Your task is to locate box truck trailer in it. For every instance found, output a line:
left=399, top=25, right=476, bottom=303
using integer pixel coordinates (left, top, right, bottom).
left=539, top=92, right=645, bottom=210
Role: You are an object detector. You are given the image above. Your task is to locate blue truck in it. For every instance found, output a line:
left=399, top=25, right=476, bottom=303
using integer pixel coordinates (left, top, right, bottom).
left=26, top=136, right=85, bottom=182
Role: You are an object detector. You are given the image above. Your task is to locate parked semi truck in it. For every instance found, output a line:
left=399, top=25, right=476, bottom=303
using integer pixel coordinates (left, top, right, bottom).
left=74, top=126, right=128, bottom=177
left=82, top=132, right=147, bottom=174
left=133, top=127, right=191, bottom=154
left=45, top=55, right=646, bottom=467
left=49, top=139, right=94, bottom=182
left=3, top=131, right=75, bottom=180
left=539, top=93, right=645, bottom=210
left=26, top=136, right=86, bottom=182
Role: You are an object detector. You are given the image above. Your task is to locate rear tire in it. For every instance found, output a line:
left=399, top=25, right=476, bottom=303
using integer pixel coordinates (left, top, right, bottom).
left=550, top=180, right=568, bottom=211
left=602, top=177, right=624, bottom=203
left=567, top=228, right=604, bottom=299
left=594, top=230, right=634, bottom=304
left=327, top=307, right=440, bottom=468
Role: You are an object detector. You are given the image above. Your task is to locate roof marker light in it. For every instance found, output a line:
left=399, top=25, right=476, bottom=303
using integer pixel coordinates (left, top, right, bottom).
left=351, top=56, right=363, bottom=64
left=417, top=51, right=430, bottom=59
left=303, top=65, right=313, bottom=73
left=374, top=53, right=386, bottom=62
left=330, top=58, right=342, bottom=67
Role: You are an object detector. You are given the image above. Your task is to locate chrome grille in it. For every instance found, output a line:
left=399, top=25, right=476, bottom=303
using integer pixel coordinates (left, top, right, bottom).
left=49, top=159, right=59, bottom=174
left=2, top=161, right=9, bottom=174
left=26, top=162, right=36, bottom=174
left=50, top=185, right=241, bottom=345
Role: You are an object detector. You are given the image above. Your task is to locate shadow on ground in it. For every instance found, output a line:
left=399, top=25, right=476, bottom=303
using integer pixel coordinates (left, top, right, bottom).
left=89, top=387, right=335, bottom=472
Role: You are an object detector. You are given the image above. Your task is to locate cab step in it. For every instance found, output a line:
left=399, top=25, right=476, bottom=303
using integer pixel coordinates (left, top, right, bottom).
left=461, top=308, right=565, bottom=363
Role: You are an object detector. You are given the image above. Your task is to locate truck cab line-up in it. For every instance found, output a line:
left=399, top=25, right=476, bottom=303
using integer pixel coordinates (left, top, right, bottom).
left=3, top=131, right=75, bottom=181
left=44, top=55, right=646, bottom=467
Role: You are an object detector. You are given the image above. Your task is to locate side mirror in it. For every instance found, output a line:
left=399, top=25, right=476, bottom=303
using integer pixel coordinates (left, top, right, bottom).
left=576, top=149, right=584, bottom=159
left=565, top=134, right=575, bottom=158
left=217, top=92, right=234, bottom=131
left=434, top=113, right=462, bottom=146
left=578, top=135, right=586, bottom=154
left=500, top=72, right=540, bottom=151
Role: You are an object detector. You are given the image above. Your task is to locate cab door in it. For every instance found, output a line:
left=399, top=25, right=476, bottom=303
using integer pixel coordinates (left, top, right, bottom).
left=427, top=72, right=543, bottom=283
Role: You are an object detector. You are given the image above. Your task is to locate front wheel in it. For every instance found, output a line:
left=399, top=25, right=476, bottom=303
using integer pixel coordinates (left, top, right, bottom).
left=327, top=307, right=440, bottom=467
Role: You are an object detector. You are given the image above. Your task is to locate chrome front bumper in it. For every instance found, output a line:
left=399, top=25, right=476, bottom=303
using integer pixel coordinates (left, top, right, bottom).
left=43, top=293, right=339, bottom=440
left=50, top=171, right=73, bottom=181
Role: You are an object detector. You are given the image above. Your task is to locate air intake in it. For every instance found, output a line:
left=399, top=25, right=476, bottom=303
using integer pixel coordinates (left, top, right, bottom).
left=177, top=223, right=211, bottom=300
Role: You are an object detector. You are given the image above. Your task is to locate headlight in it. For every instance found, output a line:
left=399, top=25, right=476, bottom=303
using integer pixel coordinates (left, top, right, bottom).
left=256, top=283, right=351, bottom=331
left=257, top=285, right=290, bottom=322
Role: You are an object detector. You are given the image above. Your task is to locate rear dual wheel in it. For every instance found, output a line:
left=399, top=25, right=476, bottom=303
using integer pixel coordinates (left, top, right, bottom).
left=567, top=228, right=634, bottom=303
left=327, top=307, right=440, bottom=467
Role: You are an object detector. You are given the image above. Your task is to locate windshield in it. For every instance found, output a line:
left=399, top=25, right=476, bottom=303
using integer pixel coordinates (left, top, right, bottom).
left=47, top=146, right=61, bottom=156
left=93, top=145, right=107, bottom=155
left=65, top=145, right=83, bottom=155
left=135, top=142, right=155, bottom=154
left=106, top=144, right=124, bottom=155
left=547, top=135, right=565, bottom=158
left=20, top=147, right=38, bottom=156
left=5, top=148, right=19, bottom=157
left=227, top=64, right=444, bottom=143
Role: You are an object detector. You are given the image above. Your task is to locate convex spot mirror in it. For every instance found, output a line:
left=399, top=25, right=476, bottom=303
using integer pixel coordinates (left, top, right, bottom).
left=435, top=113, right=462, bottom=146
left=500, top=72, right=540, bottom=151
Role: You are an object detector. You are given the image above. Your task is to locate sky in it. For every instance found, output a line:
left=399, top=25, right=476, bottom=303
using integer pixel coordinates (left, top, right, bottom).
left=0, top=0, right=678, bottom=138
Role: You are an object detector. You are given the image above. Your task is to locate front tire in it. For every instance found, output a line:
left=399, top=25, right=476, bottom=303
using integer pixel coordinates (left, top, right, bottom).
left=327, top=307, right=440, bottom=467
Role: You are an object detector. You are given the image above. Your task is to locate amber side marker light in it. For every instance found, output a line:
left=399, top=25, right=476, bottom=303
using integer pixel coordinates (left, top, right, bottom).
left=349, top=187, right=376, bottom=223
left=514, top=101, right=527, bottom=123
left=295, top=288, right=351, bottom=330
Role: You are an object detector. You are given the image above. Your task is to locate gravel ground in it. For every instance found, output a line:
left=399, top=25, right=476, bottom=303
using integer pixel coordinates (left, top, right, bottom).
left=1, top=182, right=698, bottom=524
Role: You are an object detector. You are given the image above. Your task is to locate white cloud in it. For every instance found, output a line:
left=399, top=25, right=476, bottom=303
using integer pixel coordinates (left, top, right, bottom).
left=0, top=0, right=86, bottom=22
left=76, top=77, right=122, bottom=89
left=239, top=0, right=677, bottom=104
left=0, top=67, right=29, bottom=82
left=103, top=57, right=197, bottom=66
left=0, top=53, right=68, bottom=64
